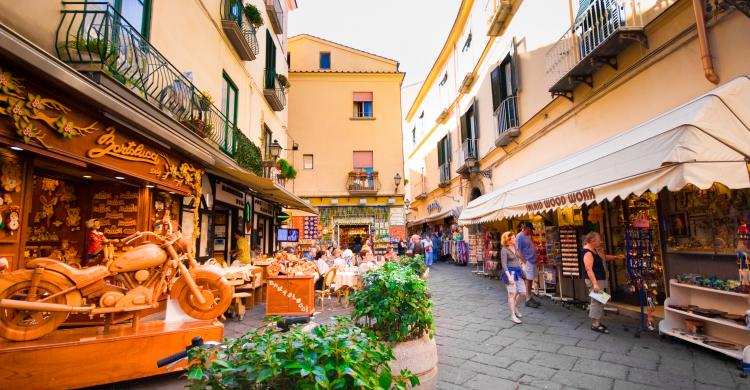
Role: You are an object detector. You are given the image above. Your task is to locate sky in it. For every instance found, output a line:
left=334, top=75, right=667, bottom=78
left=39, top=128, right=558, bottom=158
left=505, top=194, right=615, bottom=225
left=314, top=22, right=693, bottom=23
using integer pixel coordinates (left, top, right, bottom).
left=288, top=0, right=460, bottom=87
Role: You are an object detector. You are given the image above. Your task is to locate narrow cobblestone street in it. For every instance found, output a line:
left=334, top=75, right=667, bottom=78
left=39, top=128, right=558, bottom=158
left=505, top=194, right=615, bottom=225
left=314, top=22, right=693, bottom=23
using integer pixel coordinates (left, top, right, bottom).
left=429, top=261, right=750, bottom=390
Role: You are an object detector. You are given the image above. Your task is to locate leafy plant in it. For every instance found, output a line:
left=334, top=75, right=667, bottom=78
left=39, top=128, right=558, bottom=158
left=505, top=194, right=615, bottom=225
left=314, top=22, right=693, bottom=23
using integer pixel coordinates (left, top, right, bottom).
left=243, top=3, right=264, bottom=28
left=277, top=158, right=297, bottom=180
left=234, top=130, right=264, bottom=176
left=351, top=262, right=434, bottom=343
left=398, top=254, right=427, bottom=278
left=197, top=91, right=214, bottom=110
left=186, top=317, right=418, bottom=389
left=277, top=74, right=291, bottom=91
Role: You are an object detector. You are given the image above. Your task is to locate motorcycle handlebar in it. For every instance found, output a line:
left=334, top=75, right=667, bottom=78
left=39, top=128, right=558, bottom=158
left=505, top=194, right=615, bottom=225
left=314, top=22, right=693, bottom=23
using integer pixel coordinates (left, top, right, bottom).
left=156, top=336, right=203, bottom=368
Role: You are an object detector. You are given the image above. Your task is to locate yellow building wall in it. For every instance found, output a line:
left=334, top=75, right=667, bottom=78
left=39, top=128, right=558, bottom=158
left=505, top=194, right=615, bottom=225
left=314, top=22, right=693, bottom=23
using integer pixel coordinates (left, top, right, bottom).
left=289, top=35, right=397, bottom=72
left=288, top=36, right=404, bottom=199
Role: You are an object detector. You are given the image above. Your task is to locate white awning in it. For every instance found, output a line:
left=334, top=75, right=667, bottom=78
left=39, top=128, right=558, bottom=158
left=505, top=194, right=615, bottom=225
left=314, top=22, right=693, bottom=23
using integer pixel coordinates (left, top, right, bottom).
left=408, top=206, right=463, bottom=226
left=459, top=76, right=750, bottom=225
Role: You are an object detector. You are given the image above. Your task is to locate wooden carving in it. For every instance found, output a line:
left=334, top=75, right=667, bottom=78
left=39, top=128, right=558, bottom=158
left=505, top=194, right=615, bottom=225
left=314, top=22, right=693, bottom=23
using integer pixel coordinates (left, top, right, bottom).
left=0, top=231, right=232, bottom=341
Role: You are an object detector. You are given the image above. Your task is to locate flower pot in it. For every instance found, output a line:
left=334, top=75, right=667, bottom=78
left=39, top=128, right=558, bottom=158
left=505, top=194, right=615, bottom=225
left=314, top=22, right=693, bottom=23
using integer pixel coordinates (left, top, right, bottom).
left=390, top=334, right=438, bottom=390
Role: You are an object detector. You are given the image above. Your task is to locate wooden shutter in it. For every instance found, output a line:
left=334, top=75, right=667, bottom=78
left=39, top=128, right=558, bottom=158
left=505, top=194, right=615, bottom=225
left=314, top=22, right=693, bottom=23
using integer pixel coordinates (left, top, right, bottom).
left=353, top=151, right=373, bottom=169
left=491, top=67, right=502, bottom=112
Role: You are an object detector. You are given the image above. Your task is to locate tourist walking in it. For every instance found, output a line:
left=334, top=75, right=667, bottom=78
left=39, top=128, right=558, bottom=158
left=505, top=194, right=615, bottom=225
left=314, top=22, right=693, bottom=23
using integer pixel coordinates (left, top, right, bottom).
left=432, top=233, right=441, bottom=263
left=582, top=232, right=623, bottom=334
left=516, top=222, right=540, bottom=308
left=408, top=234, right=425, bottom=257
left=397, top=239, right=407, bottom=256
left=500, top=231, right=526, bottom=324
left=423, top=235, right=434, bottom=266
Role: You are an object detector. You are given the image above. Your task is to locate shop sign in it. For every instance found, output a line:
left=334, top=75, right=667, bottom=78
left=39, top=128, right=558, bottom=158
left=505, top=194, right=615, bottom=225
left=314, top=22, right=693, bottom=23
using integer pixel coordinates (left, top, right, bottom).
left=87, top=129, right=160, bottom=165
left=390, top=207, right=405, bottom=225
left=525, top=188, right=596, bottom=213
left=427, top=201, right=442, bottom=214
left=215, top=182, right=244, bottom=208
left=254, top=197, right=274, bottom=216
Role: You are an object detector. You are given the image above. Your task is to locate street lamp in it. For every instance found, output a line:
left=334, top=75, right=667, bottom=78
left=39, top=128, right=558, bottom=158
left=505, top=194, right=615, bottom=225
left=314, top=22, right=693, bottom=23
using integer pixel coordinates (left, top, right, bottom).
left=269, top=139, right=282, bottom=161
left=393, top=173, right=402, bottom=192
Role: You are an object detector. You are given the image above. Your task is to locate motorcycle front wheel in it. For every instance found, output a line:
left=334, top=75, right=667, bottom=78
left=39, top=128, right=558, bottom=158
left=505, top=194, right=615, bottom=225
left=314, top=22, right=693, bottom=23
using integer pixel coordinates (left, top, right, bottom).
left=171, top=268, right=232, bottom=320
left=0, top=270, right=82, bottom=341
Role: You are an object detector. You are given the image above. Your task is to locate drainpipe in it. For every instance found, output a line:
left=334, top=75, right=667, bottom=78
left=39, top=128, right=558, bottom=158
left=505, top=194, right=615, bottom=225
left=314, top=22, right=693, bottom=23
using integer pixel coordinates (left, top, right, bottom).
left=692, top=0, right=720, bottom=84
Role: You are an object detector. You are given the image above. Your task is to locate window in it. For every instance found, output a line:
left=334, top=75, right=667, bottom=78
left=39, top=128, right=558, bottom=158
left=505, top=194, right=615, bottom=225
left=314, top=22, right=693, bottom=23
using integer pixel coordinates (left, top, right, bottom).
left=353, top=92, right=373, bottom=118
left=437, top=135, right=452, bottom=166
left=319, top=52, right=331, bottom=69
left=265, top=31, right=277, bottom=89
left=107, top=0, right=152, bottom=38
left=491, top=54, right=517, bottom=111
left=263, top=126, right=273, bottom=158
left=221, top=73, right=238, bottom=137
left=460, top=101, right=479, bottom=141
left=303, top=154, right=314, bottom=169
left=353, top=151, right=373, bottom=171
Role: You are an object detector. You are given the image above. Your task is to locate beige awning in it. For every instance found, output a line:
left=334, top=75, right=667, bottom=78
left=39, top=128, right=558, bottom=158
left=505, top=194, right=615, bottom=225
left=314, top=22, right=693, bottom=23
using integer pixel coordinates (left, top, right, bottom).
left=459, top=76, right=750, bottom=225
left=408, top=206, right=463, bottom=226
left=212, top=163, right=318, bottom=215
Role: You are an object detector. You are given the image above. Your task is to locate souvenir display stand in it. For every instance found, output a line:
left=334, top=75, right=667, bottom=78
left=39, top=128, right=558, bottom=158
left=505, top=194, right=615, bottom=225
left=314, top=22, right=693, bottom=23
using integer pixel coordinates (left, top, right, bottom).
left=623, top=227, right=657, bottom=336
left=0, top=318, right=223, bottom=389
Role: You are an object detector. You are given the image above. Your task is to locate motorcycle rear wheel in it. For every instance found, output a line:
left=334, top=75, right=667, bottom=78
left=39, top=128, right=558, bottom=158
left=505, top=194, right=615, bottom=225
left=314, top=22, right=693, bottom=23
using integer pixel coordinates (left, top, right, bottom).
left=171, top=268, right=232, bottom=320
left=0, top=270, right=82, bottom=341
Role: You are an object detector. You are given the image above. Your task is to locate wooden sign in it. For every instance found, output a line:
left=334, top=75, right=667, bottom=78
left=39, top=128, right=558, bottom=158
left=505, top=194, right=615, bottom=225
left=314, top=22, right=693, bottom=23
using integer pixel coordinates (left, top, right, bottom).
left=266, top=275, right=314, bottom=316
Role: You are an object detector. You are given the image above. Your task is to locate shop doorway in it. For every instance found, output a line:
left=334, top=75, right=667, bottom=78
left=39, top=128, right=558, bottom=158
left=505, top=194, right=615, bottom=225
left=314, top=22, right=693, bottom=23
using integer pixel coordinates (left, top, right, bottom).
left=337, top=224, right=370, bottom=252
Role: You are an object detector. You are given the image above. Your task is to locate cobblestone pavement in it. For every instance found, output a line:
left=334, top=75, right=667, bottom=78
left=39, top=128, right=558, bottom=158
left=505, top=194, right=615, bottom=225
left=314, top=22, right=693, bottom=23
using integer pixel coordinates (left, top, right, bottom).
left=92, top=261, right=749, bottom=390
left=429, top=261, right=750, bottom=390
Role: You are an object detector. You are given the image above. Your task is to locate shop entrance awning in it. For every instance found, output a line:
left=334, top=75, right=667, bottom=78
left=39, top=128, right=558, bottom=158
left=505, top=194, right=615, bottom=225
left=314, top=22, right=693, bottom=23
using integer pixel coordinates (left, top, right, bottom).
left=408, top=206, right=463, bottom=226
left=459, top=76, right=750, bottom=225
left=213, top=164, right=318, bottom=215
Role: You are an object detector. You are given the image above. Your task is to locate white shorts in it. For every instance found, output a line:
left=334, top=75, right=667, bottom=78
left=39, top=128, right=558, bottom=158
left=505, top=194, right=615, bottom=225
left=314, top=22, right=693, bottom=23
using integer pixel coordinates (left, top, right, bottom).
left=523, top=262, right=537, bottom=280
left=506, top=276, right=527, bottom=294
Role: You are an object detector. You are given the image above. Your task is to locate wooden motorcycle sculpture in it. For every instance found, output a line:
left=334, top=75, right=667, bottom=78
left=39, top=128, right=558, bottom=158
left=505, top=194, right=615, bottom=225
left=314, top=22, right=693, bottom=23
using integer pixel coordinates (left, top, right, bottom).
left=0, top=231, right=232, bottom=341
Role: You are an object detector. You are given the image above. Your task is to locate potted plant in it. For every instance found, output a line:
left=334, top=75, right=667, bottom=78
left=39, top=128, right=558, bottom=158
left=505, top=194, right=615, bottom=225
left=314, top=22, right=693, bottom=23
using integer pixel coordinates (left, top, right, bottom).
left=350, top=262, right=438, bottom=389
left=277, top=158, right=297, bottom=180
left=197, top=90, right=214, bottom=111
left=277, top=74, right=291, bottom=93
left=186, top=317, right=417, bottom=389
left=243, top=3, right=264, bottom=29
left=399, top=254, right=429, bottom=279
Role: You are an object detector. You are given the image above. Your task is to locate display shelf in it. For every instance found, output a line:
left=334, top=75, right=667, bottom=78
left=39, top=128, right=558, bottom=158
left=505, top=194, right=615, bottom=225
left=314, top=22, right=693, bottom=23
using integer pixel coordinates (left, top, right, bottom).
left=665, top=306, right=748, bottom=331
left=665, top=250, right=736, bottom=256
left=660, top=280, right=750, bottom=361
left=658, top=323, right=744, bottom=360
left=670, top=280, right=749, bottom=298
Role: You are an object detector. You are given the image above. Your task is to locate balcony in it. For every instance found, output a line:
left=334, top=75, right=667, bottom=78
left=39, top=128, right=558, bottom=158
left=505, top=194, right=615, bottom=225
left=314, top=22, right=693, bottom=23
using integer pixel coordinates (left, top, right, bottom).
left=263, top=69, right=287, bottom=111
left=221, top=0, right=259, bottom=61
left=486, top=0, right=513, bottom=36
left=546, top=0, right=647, bottom=100
left=456, top=138, right=478, bottom=175
left=265, top=0, right=284, bottom=34
left=56, top=2, right=236, bottom=156
left=347, top=171, right=381, bottom=195
left=494, top=95, right=520, bottom=147
left=439, top=163, right=451, bottom=188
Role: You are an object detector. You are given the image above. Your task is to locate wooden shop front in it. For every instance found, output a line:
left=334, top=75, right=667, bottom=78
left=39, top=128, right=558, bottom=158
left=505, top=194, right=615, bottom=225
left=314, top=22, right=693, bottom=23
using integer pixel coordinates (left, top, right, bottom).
left=0, top=62, right=203, bottom=273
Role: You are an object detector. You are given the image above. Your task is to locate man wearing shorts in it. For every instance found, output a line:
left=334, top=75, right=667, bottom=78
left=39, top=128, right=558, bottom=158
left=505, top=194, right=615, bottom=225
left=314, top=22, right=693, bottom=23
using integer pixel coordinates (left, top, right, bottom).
left=516, top=222, right=540, bottom=308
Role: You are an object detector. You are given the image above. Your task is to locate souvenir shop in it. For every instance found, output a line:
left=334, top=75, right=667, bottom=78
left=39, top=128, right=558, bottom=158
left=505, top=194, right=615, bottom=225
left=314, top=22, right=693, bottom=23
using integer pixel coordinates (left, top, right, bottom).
left=0, top=62, right=203, bottom=272
left=460, top=78, right=750, bottom=354
left=407, top=206, right=467, bottom=263
left=315, top=206, right=395, bottom=255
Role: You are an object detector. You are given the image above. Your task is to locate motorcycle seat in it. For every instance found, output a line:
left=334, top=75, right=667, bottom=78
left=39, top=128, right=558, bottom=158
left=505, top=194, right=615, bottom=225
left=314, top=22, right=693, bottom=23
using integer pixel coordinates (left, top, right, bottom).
left=26, top=258, right=109, bottom=287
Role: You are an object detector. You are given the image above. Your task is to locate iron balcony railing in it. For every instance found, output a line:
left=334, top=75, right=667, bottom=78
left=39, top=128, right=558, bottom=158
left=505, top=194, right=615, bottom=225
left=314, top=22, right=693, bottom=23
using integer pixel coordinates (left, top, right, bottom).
left=263, top=68, right=286, bottom=111
left=462, top=138, right=478, bottom=161
left=56, top=2, right=236, bottom=156
left=221, top=0, right=260, bottom=61
left=495, top=95, right=519, bottom=136
left=546, top=0, right=640, bottom=88
left=439, top=162, right=451, bottom=185
left=265, top=0, right=284, bottom=34
left=347, top=171, right=380, bottom=194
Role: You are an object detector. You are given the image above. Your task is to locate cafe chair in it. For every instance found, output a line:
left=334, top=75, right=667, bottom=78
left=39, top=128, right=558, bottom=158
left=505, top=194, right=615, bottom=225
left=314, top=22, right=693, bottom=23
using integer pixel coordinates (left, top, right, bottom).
left=315, top=268, right=337, bottom=312
left=229, top=275, right=255, bottom=321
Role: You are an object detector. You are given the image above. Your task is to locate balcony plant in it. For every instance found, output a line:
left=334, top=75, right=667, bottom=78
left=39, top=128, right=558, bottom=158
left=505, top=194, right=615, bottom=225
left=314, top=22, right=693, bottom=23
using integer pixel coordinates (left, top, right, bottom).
left=277, top=74, right=291, bottom=93
left=234, top=129, right=264, bottom=176
left=350, top=262, right=437, bottom=388
left=277, top=158, right=297, bottom=180
left=185, top=317, right=417, bottom=389
left=243, top=3, right=264, bottom=28
left=197, top=91, right=214, bottom=111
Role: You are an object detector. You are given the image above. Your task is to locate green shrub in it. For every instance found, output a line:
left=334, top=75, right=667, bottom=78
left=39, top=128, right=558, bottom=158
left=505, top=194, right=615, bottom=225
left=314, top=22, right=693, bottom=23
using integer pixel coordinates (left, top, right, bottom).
left=277, top=158, right=297, bottom=180
left=243, top=4, right=263, bottom=28
left=351, top=262, right=434, bottom=343
left=398, top=255, right=427, bottom=277
left=234, top=130, right=263, bottom=176
left=186, top=317, right=417, bottom=389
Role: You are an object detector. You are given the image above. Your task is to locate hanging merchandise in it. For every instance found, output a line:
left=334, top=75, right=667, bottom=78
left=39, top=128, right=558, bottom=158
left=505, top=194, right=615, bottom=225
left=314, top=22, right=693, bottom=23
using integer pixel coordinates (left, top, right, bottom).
left=559, top=226, right=580, bottom=277
left=625, top=227, right=658, bottom=332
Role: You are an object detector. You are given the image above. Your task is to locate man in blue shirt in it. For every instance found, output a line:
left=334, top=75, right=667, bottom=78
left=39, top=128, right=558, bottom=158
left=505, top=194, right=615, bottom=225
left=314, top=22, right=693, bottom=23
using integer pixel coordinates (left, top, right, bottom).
left=516, top=222, right=541, bottom=308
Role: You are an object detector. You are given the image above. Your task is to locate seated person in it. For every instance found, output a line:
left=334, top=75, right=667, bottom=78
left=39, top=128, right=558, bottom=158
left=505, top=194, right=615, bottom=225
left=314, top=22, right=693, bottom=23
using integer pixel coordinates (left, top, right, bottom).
left=314, top=250, right=331, bottom=290
left=359, top=249, right=377, bottom=273
left=331, top=248, right=345, bottom=268
left=384, top=247, right=396, bottom=261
